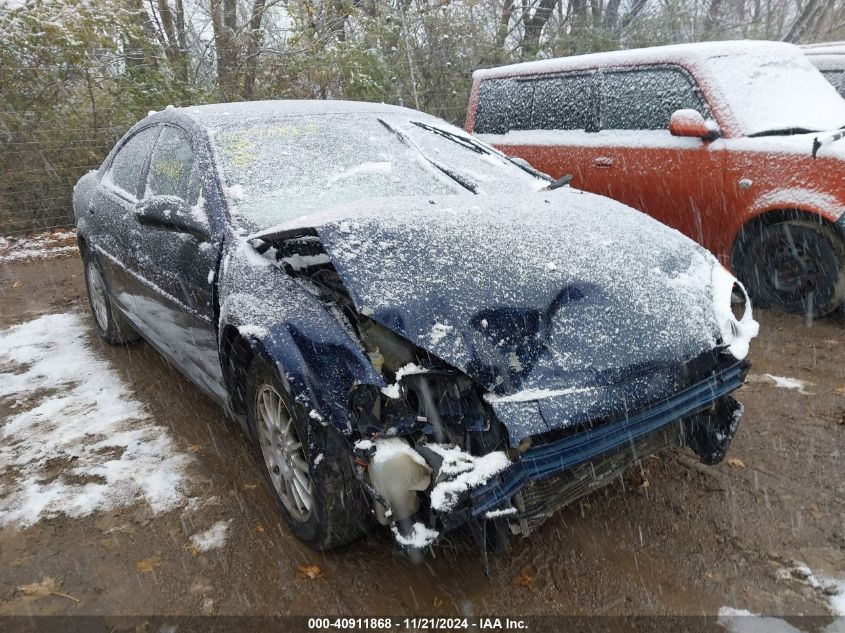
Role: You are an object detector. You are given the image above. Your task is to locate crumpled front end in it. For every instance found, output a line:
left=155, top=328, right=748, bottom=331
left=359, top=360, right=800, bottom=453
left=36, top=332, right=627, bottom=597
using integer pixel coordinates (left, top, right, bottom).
left=352, top=351, right=748, bottom=562
left=246, top=194, right=757, bottom=561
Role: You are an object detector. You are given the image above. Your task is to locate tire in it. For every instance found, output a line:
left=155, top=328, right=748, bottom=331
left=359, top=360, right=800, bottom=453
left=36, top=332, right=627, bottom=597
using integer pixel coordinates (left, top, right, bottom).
left=245, top=355, right=372, bottom=549
left=82, top=251, right=139, bottom=344
left=736, top=221, right=845, bottom=318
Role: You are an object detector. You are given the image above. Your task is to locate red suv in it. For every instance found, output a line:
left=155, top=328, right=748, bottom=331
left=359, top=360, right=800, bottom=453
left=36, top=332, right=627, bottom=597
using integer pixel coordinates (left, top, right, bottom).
left=467, top=41, right=845, bottom=317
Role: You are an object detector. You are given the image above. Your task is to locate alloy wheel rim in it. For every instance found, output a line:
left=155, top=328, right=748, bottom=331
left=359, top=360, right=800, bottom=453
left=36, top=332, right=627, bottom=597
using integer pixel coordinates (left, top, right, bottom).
left=255, top=384, right=313, bottom=522
left=765, top=235, right=822, bottom=303
left=86, top=263, right=109, bottom=332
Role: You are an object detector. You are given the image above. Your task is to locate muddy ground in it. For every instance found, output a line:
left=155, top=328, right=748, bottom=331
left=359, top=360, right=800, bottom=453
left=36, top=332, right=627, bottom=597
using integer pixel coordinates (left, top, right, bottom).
left=0, top=253, right=844, bottom=619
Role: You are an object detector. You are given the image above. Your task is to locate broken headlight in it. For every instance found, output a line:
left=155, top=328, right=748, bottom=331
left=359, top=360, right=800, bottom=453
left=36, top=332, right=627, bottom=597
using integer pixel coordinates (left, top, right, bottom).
left=712, top=264, right=759, bottom=360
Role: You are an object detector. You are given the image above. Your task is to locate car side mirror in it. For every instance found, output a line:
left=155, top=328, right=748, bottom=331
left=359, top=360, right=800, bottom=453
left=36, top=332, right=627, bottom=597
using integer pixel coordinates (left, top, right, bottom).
left=136, top=195, right=210, bottom=242
left=669, top=109, right=720, bottom=141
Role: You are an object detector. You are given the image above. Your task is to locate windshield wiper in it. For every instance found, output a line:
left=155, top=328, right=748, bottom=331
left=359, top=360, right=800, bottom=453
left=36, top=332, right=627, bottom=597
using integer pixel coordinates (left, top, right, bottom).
left=378, top=118, right=477, bottom=193
left=812, top=126, right=845, bottom=158
left=411, top=120, right=488, bottom=154
left=410, top=120, right=552, bottom=182
left=749, top=127, right=818, bottom=137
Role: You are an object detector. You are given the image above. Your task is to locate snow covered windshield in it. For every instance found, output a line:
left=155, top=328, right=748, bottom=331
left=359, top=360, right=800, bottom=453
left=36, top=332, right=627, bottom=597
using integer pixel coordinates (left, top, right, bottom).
left=705, top=51, right=845, bottom=136
left=211, top=114, right=546, bottom=228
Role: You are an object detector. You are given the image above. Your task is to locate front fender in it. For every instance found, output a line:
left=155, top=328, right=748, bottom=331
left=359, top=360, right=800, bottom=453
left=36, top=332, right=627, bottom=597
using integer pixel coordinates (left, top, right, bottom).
left=218, top=239, right=385, bottom=433
left=746, top=187, right=845, bottom=225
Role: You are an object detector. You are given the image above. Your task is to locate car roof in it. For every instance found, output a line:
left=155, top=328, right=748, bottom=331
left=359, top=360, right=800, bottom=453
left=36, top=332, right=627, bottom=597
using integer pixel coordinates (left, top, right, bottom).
left=473, top=40, right=803, bottom=81
left=154, top=99, right=422, bottom=130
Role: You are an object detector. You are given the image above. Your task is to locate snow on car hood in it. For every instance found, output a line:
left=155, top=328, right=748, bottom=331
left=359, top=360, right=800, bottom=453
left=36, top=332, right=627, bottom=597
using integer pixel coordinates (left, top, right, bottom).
left=259, top=189, right=727, bottom=403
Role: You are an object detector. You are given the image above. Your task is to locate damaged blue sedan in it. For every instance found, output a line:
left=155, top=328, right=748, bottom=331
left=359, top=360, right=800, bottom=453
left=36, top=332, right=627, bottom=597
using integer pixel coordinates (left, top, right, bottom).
left=72, top=101, right=758, bottom=559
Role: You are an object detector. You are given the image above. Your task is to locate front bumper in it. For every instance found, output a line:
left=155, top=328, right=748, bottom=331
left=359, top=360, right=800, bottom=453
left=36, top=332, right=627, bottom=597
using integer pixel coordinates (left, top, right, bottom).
left=447, top=358, right=748, bottom=528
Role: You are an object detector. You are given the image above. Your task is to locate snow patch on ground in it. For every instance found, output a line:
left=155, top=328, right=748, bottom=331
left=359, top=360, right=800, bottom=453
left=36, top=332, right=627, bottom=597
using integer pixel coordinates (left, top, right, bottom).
left=720, top=561, right=845, bottom=631
left=747, top=374, right=814, bottom=395
left=189, top=520, right=231, bottom=552
left=765, top=374, right=813, bottom=394
left=0, top=229, right=77, bottom=263
left=0, top=313, right=193, bottom=527
left=776, top=561, right=845, bottom=616
left=717, top=607, right=802, bottom=633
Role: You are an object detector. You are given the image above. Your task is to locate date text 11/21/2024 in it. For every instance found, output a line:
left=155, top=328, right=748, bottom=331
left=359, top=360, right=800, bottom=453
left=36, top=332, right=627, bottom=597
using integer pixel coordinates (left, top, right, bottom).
left=306, top=618, right=529, bottom=630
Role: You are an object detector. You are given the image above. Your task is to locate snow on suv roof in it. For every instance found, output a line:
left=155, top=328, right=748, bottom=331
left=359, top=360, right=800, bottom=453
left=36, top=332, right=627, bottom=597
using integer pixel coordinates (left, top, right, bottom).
left=474, top=40, right=845, bottom=138
left=473, top=40, right=801, bottom=80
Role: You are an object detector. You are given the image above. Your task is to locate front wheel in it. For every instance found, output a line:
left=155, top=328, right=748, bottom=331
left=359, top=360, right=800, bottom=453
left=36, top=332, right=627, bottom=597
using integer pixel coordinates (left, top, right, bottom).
left=245, top=356, right=372, bottom=549
left=736, top=221, right=845, bottom=318
left=83, top=252, right=139, bottom=344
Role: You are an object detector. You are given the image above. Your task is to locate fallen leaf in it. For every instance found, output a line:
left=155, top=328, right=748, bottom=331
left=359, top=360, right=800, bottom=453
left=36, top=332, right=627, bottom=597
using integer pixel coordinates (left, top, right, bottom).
left=835, top=385, right=845, bottom=395
left=255, top=524, right=265, bottom=533
left=188, top=444, right=203, bottom=453
left=298, top=564, right=322, bottom=580
left=137, top=556, right=161, bottom=573
left=18, top=577, right=60, bottom=597
left=727, top=458, right=746, bottom=469
left=516, top=570, right=535, bottom=589
left=243, top=483, right=258, bottom=490
left=17, top=577, right=79, bottom=603
left=12, top=281, right=21, bottom=289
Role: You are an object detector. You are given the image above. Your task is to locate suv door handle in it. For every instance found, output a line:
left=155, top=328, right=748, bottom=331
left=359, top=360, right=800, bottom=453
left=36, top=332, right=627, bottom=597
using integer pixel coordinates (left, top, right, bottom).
left=593, top=157, right=614, bottom=168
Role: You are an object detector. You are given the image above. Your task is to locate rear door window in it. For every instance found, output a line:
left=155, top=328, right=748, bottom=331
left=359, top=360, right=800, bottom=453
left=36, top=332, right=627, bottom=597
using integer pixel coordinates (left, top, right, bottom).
left=474, top=78, right=534, bottom=134
left=146, top=126, right=201, bottom=206
left=599, top=67, right=709, bottom=130
left=105, top=126, right=160, bottom=199
left=529, top=73, right=596, bottom=131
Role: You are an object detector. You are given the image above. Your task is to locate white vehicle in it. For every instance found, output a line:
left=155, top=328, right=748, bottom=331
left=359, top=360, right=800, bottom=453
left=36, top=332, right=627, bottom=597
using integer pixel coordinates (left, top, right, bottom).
left=803, top=42, right=845, bottom=97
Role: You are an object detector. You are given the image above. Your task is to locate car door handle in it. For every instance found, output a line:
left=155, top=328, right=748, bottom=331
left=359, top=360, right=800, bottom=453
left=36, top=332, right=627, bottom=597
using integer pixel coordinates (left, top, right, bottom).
left=593, top=157, right=614, bottom=168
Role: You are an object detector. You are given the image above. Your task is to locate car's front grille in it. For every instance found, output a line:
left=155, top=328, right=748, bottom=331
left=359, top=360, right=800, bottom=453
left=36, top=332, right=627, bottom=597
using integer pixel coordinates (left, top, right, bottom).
left=512, top=424, right=683, bottom=536
left=468, top=359, right=747, bottom=518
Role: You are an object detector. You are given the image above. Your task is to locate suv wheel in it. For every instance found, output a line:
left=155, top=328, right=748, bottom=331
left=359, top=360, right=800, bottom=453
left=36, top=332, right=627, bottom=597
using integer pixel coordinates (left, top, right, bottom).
left=83, top=252, right=139, bottom=344
left=245, top=356, right=372, bottom=549
left=737, top=221, right=845, bottom=318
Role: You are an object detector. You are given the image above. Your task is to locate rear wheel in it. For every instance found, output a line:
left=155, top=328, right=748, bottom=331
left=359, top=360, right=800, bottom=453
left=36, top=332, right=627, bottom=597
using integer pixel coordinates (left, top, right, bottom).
left=83, top=252, right=139, bottom=344
left=736, top=221, right=845, bottom=318
left=245, top=356, right=372, bottom=549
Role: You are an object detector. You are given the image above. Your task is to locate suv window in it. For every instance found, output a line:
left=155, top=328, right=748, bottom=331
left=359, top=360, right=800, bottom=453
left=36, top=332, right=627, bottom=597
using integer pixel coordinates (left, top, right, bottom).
left=530, top=73, right=595, bottom=131
left=146, top=126, right=200, bottom=205
left=600, top=67, right=708, bottom=130
left=106, top=126, right=160, bottom=198
left=474, top=78, right=534, bottom=134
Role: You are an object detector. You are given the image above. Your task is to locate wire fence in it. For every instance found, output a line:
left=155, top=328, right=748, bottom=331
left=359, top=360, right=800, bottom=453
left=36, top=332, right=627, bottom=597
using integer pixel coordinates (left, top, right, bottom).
left=0, top=92, right=472, bottom=238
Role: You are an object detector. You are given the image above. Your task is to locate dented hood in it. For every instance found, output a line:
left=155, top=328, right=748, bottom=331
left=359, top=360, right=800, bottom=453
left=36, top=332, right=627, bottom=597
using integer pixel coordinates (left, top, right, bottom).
left=258, top=190, right=728, bottom=440
left=316, top=189, right=719, bottom=376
